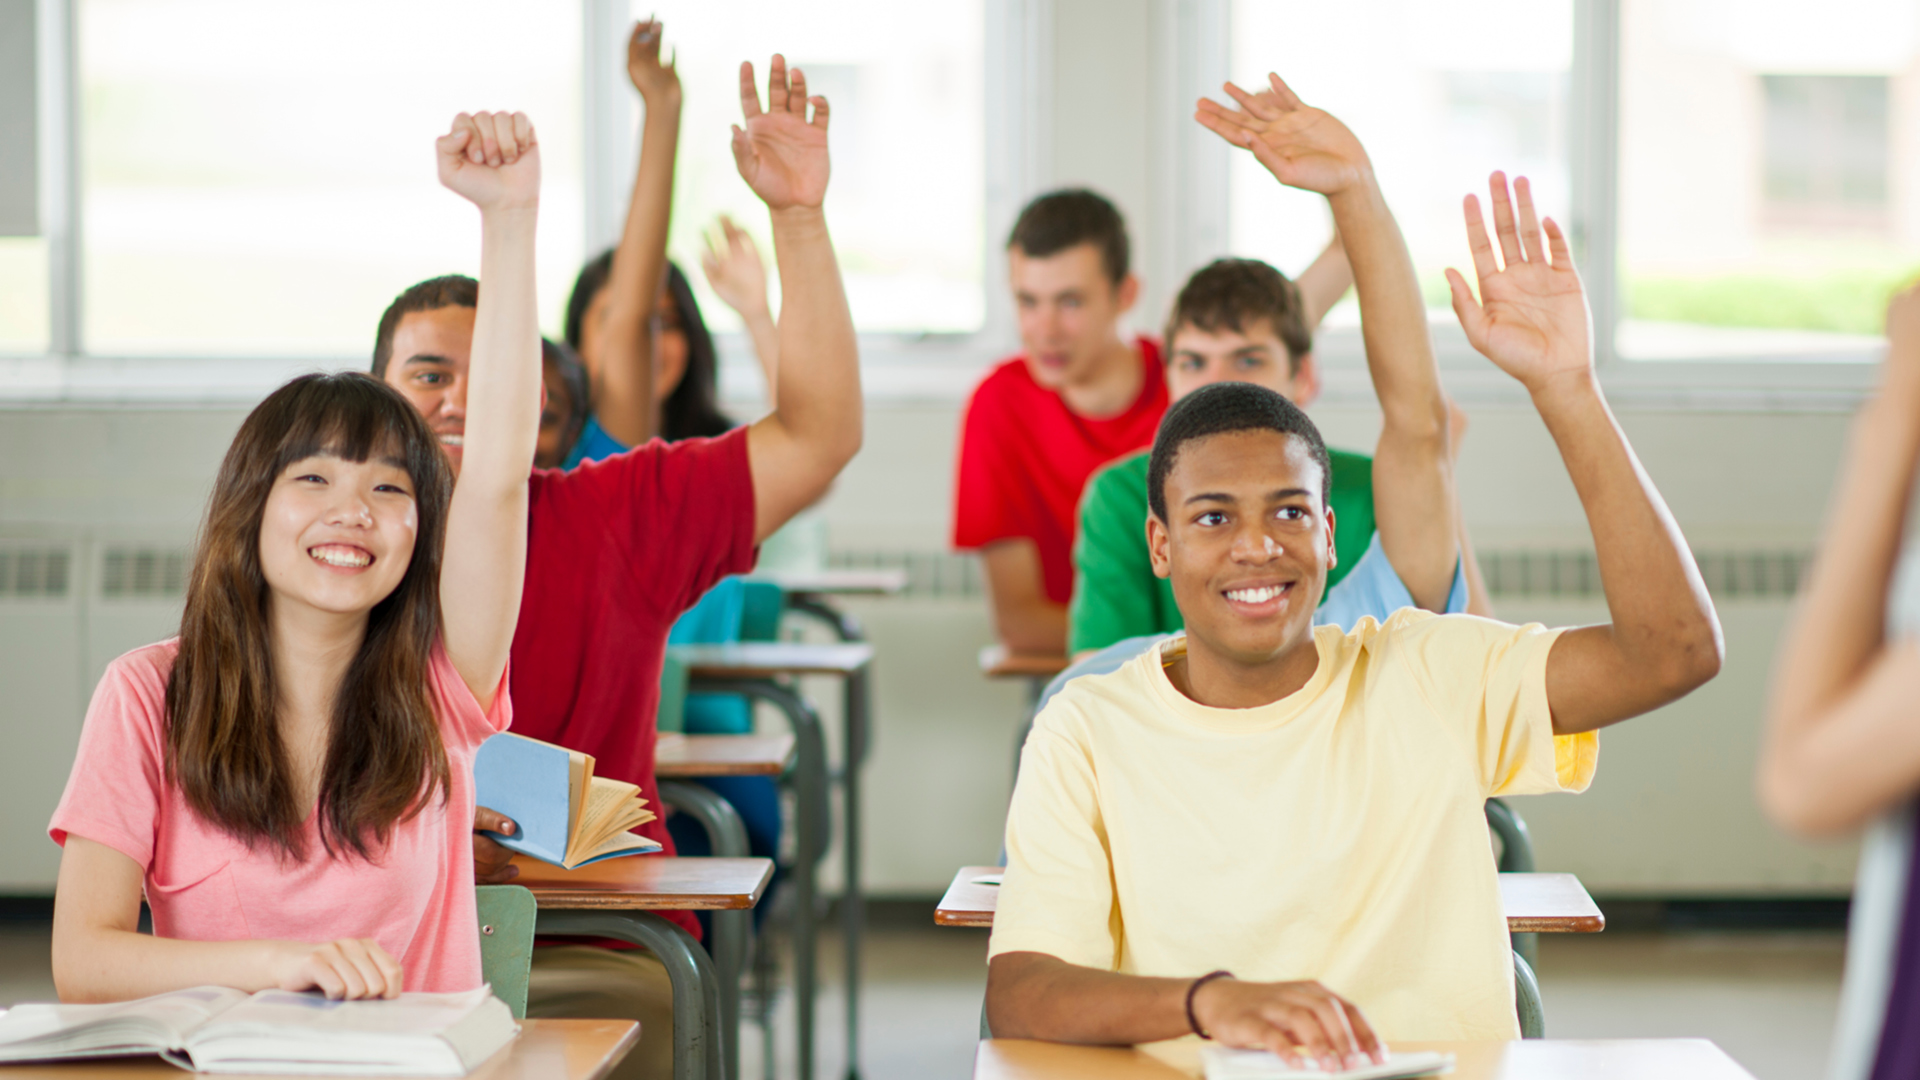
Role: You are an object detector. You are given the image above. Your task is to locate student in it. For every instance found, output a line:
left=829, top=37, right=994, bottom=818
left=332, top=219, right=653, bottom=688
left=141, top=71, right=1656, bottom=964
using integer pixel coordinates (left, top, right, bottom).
left=1072, top=83, right=1471, bottom=658
left=537, top=337, right=591, bottom=469
left=376, top=54, right=857, bottom=1080
left=47, top=111, right=541, bottom=1002
left=984, top=144, right=1722, bottom=1063
left=1757, top=284, right=1920, bottom=1080
left=954, top=189, right=1352, bottom=656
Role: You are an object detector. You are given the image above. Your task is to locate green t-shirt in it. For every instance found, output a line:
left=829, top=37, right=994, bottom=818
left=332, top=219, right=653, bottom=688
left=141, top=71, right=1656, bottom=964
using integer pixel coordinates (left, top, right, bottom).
left=1067, top=446, right=1376, bottom=655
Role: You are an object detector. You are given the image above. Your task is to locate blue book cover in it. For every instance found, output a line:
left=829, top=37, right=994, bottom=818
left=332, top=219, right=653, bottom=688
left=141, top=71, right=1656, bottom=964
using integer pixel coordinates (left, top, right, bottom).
left=473, top=733, right=660, bottom=868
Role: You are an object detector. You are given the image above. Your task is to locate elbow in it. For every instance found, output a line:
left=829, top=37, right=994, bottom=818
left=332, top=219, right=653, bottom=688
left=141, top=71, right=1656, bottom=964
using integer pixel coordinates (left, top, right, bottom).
left=1756, top=757, right=1860, bottom=839
left=1651, top=613, right=1725, bottom=700
left=985, top=955, right=1045, bottom=1040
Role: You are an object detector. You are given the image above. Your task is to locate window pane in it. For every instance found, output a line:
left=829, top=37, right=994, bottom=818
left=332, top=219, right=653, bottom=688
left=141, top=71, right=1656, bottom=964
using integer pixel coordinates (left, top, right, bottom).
left=1230, top=0, right=1572, bottom=325
left=0, top=237, right=49, bottom=354
left=1619, top=0, right=1919, bottom=360
left=640, top=0, right=984, bottom=335
left=79, top=0, right=583, bottom=358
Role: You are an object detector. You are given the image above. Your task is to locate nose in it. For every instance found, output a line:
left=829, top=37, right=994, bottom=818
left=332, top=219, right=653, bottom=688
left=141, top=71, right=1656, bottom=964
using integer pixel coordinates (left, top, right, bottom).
left=324, top=489, right=375, bottom=529
left=1229, top=523, right=1282, bottom=563
left=441, top=375, right=468, bottom=418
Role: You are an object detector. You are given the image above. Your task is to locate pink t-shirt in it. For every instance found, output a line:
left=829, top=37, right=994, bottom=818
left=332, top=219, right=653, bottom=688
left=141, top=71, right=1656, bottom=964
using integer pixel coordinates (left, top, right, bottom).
left=48, top=638, right=509, bottom=993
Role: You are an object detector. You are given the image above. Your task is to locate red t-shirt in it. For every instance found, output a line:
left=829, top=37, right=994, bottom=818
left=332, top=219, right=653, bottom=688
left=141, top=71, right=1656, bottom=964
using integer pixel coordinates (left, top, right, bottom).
left=952, top=337, right=1168, bottom=604
left=512, top=427, right=758, bottom=939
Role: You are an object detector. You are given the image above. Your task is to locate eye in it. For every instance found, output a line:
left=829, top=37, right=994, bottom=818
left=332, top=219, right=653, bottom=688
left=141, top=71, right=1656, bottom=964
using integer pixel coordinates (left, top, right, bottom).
left=1196, top=510, right=1228, bottom=527
left=1176, top=355, right=1204, bottom=372
left=1276, top=506, right=1309, bottom=523
left=1235, top=354, right=1267, bottom=370
left=413, top=371, right=446, bottom=387
left=374, top=483, right=412, bottom=496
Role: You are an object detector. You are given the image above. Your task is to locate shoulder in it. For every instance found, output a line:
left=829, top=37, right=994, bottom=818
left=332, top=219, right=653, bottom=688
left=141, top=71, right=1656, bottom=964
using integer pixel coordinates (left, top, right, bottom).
left=1134, top=335, right=1164, bottom=366
left=100, top=639, right=180, bottom=700
left=965, top=356, right=1043, bottom=412
left=534, top=428, right=752, bottom=513
left=1084, top=451, right=1150, bottom=503
left=1035, top=641, right=1164, bottom=738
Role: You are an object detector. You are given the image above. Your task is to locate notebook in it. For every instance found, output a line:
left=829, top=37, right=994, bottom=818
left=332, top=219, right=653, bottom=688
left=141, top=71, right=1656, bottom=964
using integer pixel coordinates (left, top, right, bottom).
left=473, top=732, right=661, bottom=868
left=1201, top=1046, right=1454, bottom=1080
left=0, top=985, right=517, bottom=1076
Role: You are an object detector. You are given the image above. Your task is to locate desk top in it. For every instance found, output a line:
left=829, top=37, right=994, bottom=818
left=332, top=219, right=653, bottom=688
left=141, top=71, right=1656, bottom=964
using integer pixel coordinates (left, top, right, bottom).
left=655, top=733, right=795, bottom=777
left=513, top=855, right=773, bottom=910
left=0, top=1020, right=640, bottom=1080
left=749, top=568, right=909, bottom=596
left=673, top=642, right=873, bottom=678
left=936, top=867, right=1604, bottom=933
left=973, top=1038, right=1755, bottom=1080
left=978, top=646, right=1070, bottom=679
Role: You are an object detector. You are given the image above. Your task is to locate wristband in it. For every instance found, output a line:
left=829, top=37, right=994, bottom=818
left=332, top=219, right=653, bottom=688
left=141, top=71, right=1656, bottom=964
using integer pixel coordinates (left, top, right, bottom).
left=1186, top=969, right=1233, bottom=1039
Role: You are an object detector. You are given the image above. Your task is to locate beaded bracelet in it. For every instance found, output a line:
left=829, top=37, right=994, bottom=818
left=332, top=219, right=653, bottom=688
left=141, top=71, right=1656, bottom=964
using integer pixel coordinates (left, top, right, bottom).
left=1185, top=969, right=1234, bottom=1039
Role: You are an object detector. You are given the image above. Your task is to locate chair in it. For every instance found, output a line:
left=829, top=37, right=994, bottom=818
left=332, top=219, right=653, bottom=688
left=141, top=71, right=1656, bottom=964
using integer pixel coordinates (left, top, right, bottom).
left=475, top=884, right=538, bottom=1019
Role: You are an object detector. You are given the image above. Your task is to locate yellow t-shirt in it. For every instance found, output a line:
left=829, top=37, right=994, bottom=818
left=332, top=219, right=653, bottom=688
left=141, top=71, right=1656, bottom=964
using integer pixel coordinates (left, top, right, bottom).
left=988, top=608, right=1600, bottom=1041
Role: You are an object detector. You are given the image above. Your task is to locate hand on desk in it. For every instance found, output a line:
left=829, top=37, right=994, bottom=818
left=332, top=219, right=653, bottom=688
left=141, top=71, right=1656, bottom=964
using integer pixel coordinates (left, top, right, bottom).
left=473, top=806, right=520, bottom=884
left=1192, top=977, right=1386, bottom=1073
left=269, top=937, right=404, bottom=1000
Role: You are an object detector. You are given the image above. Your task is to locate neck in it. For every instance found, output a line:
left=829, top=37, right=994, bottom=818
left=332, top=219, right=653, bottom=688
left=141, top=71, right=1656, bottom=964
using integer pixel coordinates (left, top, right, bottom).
left=267, top=595, right=369, bottom=731
left=1059, top=335, right=1143, bottom=418
left=1171, top=629, right=1321, bottom=710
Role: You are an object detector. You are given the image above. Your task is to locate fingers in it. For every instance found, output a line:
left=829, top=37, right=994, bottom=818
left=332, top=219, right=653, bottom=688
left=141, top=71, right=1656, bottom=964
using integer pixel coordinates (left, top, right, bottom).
left=1194, top=100, right=1257, bottom=148
left=1487, top=171, right=1523, bottom=268
left=1514, top=176, right=1546, bottom=265
left=766, top=54, right=789, bottom=115
left=1446, top=267, right=1485, bottom=342
left=334, top=938, right=397, bottom=1000
left=473, top=806, right=515, bottom=836
left=511, top=112, right=535, bottom=153
left=809, top=94, right=830, bottom=131
left=1543, top=216, right=1573, bottom=271
left=1462, top=194, right=1498, bottom=283
left=1266, top=72, right=1305, bottom=111
left=738, top=62, right=762, bottom=118
left=1221, top=81, right=1278, bottom=122
left=1340, top=998, right=1388, bottom=1065
left=493, top=113, right=521, bottom=162
left=1302, top=994, right=1361, bottom=1070
left=788, top=65, right=809, bottom=118
left=436, top=122, right=474, bottom=162
left=629, top=18, right=660, bottom=62
left=729, top=123, right=755, bottom=180
left=365, top=940, right=405, bottom=999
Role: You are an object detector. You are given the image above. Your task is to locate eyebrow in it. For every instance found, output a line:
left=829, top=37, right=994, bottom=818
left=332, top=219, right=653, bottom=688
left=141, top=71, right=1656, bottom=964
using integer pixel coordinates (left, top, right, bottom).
left=1183, top=487, right=1314, bottom=506
left=400, top=354, right=453, bottom=367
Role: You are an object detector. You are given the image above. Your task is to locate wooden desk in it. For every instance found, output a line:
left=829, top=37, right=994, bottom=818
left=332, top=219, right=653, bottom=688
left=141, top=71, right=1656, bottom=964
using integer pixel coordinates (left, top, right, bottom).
left=935, top=867, right=1605, bottom=934
left=978, top=645, right=1070, bottom=680
left=0, top=1020, right=640, bottom=1080
left=656, top=733, right=796, bottom=778
left=972, top=1038, right=1757, bottom=1080
left=519, top=857, right=772, bottom=1080
left=749, top=568, right=908, bottom=596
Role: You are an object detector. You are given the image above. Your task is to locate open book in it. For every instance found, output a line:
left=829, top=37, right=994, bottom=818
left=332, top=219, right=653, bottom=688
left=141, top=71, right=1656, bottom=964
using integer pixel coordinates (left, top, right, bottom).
left=473, top=732, right=661, bottom=868
left=1202, top=1046, right=1454, bottom=1080
left=0, top=985, right=517, bottom=1076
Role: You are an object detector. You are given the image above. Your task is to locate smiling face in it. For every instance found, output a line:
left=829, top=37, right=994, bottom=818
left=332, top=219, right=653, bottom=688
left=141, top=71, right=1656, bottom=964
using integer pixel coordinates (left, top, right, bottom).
left=1149, top=428, right=1335, bottom=669
left=1009, top=243, right=1138, bottom=390
left=380, top=305, right=477, bottom=476
left=257, top=451, right=419, bottom=622
left=1166, top=318, right=1318, bottom=405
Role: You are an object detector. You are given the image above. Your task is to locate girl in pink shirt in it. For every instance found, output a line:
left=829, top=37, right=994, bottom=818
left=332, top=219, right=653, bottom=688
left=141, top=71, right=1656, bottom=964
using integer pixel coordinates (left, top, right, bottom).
left=47, top=109, right=546, bottom=1002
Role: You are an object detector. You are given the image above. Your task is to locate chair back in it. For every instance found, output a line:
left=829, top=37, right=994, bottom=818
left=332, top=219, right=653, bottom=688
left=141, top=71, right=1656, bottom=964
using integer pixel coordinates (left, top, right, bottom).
left=475, top=884, right=537, bottom=1019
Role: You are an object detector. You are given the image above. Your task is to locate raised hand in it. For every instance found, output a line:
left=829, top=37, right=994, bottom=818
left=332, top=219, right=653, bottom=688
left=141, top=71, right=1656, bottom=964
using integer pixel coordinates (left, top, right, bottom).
left=436, top=111, right=540, bottom=214
left=701, top=215, right=770, bottom=317
left=1194, top=74, right=1372, bottom=196
left=1445, top=173, right=1590, bottom=394
left=627, top=19, right=680, bottom=104
left=733, top=55, right=830, bottom=211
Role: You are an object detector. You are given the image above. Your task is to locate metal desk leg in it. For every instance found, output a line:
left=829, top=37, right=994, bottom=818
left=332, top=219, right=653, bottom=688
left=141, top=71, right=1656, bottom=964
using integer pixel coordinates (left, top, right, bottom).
left=535, top=909, right=723, bottom=1080
left=841, top=666, right=870, bottom=1080
left=659, top=780, right=751, bottom=1080
left=692, top=679, right=829, bottom=1080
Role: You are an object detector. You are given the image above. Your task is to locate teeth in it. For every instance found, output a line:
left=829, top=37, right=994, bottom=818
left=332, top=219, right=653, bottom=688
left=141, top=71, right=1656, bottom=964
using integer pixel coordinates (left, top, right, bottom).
left=1226, top=585, right=1284, bottom=604
left=438, top=435, right=464, bottom=447
left=310, top=546, right=371, bottom=568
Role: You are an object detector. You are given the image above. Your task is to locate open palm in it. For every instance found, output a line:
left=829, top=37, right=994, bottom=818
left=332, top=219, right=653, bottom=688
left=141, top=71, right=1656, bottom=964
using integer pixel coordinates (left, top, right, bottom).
left=733, top=55, right=830, bottom=211
left=1194, top=74, right=1370, bottom=196
left=1445, top=173, right=1591, bottom=392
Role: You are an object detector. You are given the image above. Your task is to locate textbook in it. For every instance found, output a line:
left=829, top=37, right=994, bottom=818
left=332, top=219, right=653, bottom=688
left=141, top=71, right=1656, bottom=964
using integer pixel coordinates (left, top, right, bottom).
left=0, top=985, right=517, bottom=1076
left=1202, top=1046, right=1454, bottom=1080
left=473, top=732, right=661, bottom=868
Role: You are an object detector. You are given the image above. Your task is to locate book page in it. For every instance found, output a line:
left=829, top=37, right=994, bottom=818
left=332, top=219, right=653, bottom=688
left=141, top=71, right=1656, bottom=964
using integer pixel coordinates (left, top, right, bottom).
left=0, top=985, right=249, bottom=1058
left=1202, top=1047, right=1453, bottom=1080
left=577, top=777, right=641, bottom=844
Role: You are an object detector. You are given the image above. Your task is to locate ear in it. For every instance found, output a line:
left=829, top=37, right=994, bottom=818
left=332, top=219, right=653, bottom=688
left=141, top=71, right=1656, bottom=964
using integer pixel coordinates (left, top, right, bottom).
left=1147, top=512, right=1173, bottom=579
left=1115, top=273, right=1141, bottom=316
left=1289, top=351, right=1321, bottom=407
left=1324, top=505, right=1337, bottom=569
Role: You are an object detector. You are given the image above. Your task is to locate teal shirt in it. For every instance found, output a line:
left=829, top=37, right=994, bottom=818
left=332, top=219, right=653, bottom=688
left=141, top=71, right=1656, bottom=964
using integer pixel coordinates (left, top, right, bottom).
left=1067, top=447, right=1376, bottom=655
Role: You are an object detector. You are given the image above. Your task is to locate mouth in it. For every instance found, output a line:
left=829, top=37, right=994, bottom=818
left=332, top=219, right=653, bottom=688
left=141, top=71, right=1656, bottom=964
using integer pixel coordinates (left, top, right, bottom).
left=1221, top=580, right=1294, bottom=617
left=308, top=544, right=374, bottom=570
left=1034, top=352, right=1069, bottom=369
left=437, top=433, right=464, bottom=448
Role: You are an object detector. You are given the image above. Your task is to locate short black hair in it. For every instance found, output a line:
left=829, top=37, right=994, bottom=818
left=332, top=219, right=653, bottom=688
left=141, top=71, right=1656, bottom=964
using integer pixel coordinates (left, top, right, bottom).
left=1165, top=258, right=1313, bottom=372
left=1007, top=188, right=1130, bottom=285
left=1147, top=381, right=1331, bottom=523
left=371, top=275, right=478, bottom=377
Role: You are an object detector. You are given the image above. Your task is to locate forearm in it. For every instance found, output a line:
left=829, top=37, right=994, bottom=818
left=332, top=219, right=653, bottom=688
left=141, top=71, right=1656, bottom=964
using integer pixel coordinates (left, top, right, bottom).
left=53, top=925, right=283, bottom=1003
left=987, top=953, right=1195, bottom=1044
left=767, top=206, right=861, bottom=469
left=995, top=597, right=1067, bottom=656
left=461, top=210, right=542, bottom=492
left=1536, top=372, right=1719, bottom=728
left=744, top=307, right=780, bottom=408
left=1294, top=231, right=1352, bottom=330
left=594, top=101, right=681, bottom=445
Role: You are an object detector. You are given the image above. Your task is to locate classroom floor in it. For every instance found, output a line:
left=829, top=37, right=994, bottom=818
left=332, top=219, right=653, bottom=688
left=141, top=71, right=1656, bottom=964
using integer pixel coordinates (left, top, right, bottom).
left=0, top=919, right=1846, bottom=1080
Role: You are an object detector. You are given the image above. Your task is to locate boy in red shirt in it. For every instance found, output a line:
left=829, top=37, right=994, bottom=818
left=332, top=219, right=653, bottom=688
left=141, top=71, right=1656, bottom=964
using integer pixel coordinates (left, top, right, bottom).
left=954, top=190, right=1348, bottom=655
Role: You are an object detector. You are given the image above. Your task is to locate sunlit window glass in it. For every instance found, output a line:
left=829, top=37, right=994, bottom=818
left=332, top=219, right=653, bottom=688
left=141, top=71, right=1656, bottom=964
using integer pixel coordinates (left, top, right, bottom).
left=640, top=0, right=984, bottom=336
left=79, top=0, right=584, bottom=358
left=0, top=238, right=49, bottom=354
left=1230, top=0, right=1573, bottom=325
left=1618, top=0, right=1920, bottom=360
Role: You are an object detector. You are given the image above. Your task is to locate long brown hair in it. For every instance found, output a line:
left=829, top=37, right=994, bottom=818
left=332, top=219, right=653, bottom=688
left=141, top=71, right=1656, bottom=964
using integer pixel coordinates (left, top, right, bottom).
left=166, top=372, right=455, bottom=861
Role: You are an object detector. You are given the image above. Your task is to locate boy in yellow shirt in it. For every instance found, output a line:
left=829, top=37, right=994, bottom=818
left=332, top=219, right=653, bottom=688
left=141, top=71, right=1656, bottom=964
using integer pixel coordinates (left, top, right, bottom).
left=984, top=76, right=1724, bottom=1071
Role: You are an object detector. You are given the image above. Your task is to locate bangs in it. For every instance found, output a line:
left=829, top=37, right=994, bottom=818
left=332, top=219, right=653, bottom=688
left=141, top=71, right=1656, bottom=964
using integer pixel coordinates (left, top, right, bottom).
left=266, top=374, right=444, bottom=491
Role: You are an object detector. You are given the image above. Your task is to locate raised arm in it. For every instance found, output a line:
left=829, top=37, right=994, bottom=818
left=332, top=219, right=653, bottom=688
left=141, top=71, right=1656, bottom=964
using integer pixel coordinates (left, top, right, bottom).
left=1197, top=75, right=1457, bottom=611
left=435, top=112, right=542, bottom=706
left=702, top=215, right=781, bottom=405
left=587, top=20, right=680, bottom=447
left=1758, top=286, right=1920, bottom=835
left=1295, top=231, right=1352, bottom=330
left=1447, top=173, right=1720, bottom=734
left=735, top=55, right=863, bottom=544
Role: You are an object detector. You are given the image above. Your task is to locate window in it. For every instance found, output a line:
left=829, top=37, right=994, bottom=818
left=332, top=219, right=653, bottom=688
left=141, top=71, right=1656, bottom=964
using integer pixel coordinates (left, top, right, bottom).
left=1228, top=0, right=1573, bottom=325
left=0, top=239, right=48, bottom=354
left=1617, top=0, right=1918, bottom=361
left=636, top=0, right=985, bottom=336
left=77, top=0, right=584, bottom=358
